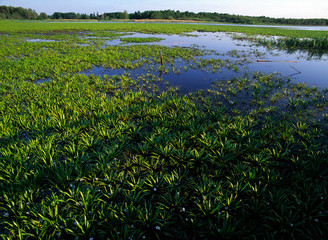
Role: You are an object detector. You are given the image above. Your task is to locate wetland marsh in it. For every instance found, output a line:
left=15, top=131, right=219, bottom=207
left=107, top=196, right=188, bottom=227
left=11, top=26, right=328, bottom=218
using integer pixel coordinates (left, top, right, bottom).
left=0, top=21, right=328, bottom=239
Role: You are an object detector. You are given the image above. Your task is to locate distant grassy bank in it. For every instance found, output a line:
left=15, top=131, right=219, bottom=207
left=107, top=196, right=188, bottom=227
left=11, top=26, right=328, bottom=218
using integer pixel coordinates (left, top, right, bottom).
left=0, top=20, right=328, bottom=39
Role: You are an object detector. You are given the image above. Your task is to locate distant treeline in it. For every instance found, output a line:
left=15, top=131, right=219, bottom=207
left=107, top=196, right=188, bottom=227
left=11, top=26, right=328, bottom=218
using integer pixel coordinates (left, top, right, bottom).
left=1, top=6, right=328, bottom=26
left=129, top=10, right=328, bottom=26
left=50, top=10, right=328, bottom=26
left=0, top=5, right=47, bottom=20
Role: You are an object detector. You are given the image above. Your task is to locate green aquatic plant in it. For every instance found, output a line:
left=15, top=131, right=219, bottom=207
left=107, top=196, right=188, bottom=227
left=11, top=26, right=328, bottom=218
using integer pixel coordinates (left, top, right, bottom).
left=241, top=35, right=328, bottom=57
left=120, top=37, right=165, bottom=43
left=1, top=21, right=328, bottom=240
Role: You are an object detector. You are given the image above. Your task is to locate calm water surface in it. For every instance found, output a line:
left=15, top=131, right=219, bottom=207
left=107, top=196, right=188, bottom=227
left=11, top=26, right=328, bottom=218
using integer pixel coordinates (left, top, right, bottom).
left=82, top=31, right=328, bottom=91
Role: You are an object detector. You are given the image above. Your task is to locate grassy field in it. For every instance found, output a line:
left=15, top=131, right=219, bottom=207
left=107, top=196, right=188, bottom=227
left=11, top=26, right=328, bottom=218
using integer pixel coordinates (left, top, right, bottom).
left=0, top=21, right=328, bottom=239
left=1, top=20, right=328, bottom=38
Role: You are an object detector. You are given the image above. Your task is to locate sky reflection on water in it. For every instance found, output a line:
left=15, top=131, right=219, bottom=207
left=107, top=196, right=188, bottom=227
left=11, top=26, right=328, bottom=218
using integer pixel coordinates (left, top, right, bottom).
left=83, top=31, right=328, bottom=90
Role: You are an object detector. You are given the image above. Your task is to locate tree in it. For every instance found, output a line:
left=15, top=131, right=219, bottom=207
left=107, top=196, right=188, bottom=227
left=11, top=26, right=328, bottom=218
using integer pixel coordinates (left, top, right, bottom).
left=150, top=11, right=163, bottom=19
left=80, top=13, right=89, bottom=19
left=26, top=8, right=38, bottom=20
left=39, top=12, right=48, bottom=20
left=123, top=10, right=129, bottom=19
left=52, top=12, right=62, bottom=19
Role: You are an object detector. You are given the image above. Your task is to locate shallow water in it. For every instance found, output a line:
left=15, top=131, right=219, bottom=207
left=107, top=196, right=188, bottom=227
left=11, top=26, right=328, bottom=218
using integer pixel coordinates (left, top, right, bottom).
left=81, top=31, right=328, bottom=90
left=26, top=39, right=57, bottom=42
left=83, top=63, right=244, bottom=93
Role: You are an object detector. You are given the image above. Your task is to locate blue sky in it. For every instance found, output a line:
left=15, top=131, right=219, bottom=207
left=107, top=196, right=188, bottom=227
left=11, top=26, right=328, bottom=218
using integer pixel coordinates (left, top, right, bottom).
left=1, top=0, right=328, bottom=18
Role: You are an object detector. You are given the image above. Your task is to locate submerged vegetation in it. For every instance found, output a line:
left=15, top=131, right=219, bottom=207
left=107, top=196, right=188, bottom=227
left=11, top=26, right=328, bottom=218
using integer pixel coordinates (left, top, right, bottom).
left=0, top=21, right=328, bottom=239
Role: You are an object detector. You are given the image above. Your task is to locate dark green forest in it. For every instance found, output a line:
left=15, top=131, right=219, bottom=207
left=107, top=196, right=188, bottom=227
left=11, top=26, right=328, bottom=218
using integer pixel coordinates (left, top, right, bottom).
left=0, top=6, right=47, bottom=20
left=129, top=10, right=328, bottom=25
left=1, top=5, right=328, bottom=25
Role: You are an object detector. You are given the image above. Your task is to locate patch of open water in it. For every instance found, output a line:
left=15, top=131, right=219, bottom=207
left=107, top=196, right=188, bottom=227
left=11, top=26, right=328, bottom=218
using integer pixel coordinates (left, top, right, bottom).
left=82, top=61, right=245, bottom=93
left=98, top=32, right=328, bottom=89
left=26, top=39, right=57, bottom=43
left=35, top=31, right=328, bottom=90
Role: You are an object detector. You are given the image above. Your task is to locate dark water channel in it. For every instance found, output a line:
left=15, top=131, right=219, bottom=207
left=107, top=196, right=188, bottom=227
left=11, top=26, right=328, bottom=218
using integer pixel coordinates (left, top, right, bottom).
left=79, top=31, right=328, bottom=91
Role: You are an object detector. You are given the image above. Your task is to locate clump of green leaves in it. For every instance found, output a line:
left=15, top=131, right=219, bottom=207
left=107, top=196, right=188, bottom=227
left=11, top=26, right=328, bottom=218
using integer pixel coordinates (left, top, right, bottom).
left=120, top=37, right=165, bottom=43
